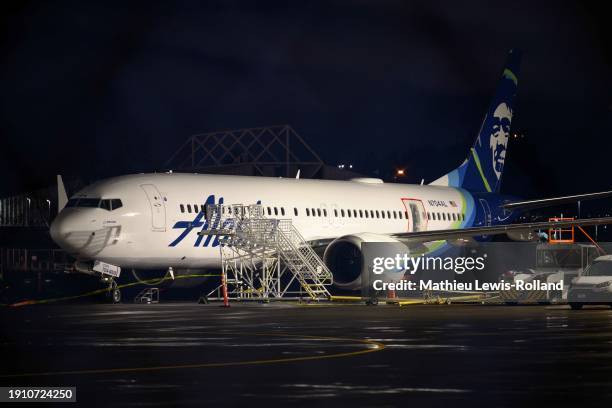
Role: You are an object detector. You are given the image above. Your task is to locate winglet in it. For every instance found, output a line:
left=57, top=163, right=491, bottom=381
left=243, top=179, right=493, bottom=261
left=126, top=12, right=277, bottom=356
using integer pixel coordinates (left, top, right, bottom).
left=295, top=169, right=301, bottom=179
left=57, top=175, right=68, bottom=211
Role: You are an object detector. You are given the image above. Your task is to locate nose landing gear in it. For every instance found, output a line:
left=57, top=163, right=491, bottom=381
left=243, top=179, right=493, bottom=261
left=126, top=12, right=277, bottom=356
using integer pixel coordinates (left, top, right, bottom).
left=104, top=278, right=121, bottom=304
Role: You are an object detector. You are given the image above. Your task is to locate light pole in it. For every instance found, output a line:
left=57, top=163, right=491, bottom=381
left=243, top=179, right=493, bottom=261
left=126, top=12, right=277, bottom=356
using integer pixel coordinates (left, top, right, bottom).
left=26, top=197, right=31, bottom=227
left=46, top=199, right=51, bottom=223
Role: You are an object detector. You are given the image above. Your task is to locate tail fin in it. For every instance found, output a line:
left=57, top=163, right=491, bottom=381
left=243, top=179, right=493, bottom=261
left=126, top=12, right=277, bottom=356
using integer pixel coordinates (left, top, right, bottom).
left=431, top=49, right=521, bottom=193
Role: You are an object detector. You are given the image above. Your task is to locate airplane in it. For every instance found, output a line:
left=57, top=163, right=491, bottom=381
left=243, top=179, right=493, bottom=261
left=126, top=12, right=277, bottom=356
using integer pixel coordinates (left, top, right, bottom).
left=50, top=49, right=612, bottom=302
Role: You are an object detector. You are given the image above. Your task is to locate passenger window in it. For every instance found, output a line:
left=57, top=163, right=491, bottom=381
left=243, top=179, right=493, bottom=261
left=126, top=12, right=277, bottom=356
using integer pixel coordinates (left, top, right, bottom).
left=281, top=207, right=285, bottom=216
left=323, top=209, right=327, bottom=217
left=341, top=209, right=345, bottom=217
left=274, top=207, right=278, bottom=216
left=294, top=208, right=298, bottom=216
left=427, top=213, right=430, bottom=220
left=359, top=210, right=363, bottom=218
left=347, top=210, right=351, bottom=218
left=334, top=209, right=338, bottom=217
left=306, top=208, right=310, bottom=216
left=317, top=208, right=322, bottom=217
left=194, top=204, right=198, bottom=213
left=267, top=207, right=271, bottom=216
left=375, top=210, right=380, bottom=218
left=365, top=210, right=369, bottom=219
left=381, top=211, right=385, bottom=219
left=180, top=204, right=185, bottom=213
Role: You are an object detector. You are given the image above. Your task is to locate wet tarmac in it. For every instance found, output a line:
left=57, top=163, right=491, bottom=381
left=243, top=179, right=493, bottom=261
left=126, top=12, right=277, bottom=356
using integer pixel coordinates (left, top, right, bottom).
left=2, top=302, right=612, bottom=407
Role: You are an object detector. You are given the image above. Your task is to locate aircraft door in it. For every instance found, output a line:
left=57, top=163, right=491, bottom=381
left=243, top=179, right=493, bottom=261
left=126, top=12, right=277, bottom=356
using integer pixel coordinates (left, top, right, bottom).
left=140, top=184, right=166, bottom=231
left=401, top=199, right=427, bottom=232
left=479, top=198, right=492, bottom=227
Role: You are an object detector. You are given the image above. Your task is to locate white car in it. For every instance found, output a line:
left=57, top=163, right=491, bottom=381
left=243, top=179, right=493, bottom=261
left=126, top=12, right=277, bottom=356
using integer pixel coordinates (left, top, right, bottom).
left=568, top=255, right=612, bottom=310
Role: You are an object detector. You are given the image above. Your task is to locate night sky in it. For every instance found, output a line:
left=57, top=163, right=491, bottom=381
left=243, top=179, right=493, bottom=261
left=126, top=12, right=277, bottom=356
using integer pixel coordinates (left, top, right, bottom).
left=1, top=1, right=611, bottom=199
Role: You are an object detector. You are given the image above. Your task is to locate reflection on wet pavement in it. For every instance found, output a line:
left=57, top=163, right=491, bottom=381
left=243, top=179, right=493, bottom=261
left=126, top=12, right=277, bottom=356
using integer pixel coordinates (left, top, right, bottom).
left=3, top=303, right=612, bottom=407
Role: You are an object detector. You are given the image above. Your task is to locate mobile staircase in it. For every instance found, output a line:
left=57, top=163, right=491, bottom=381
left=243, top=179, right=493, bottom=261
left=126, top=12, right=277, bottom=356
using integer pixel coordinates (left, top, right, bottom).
left=134, top=288, right=160, bottom=304
left=201, top=204, right=332, bottom=302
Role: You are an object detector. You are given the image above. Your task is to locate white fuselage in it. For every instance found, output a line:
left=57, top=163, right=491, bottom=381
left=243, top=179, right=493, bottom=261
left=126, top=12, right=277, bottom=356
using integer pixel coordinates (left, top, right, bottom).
left=50, top=173, right=477, bottom=269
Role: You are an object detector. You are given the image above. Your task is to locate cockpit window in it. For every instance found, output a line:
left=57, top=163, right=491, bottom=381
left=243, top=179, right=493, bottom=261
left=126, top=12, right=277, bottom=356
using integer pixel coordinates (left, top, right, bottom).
left=110, top=199, right=122, bottom=210
left=66, top=198, right=123, bottom=211
left=100, top=200, right=111, bottom=211
left=78, top=198, right=101, bottom=207
left=66, top=198, right=79, bottom=207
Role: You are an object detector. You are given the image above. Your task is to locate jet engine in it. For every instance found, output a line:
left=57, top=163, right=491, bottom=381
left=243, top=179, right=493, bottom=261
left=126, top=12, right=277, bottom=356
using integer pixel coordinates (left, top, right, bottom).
left=323, top=233, right=407, bottom=290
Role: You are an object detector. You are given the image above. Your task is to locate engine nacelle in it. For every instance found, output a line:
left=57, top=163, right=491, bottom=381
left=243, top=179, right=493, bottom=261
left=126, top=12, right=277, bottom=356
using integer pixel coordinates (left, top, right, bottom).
left=323, top=233, right=406, bottom=290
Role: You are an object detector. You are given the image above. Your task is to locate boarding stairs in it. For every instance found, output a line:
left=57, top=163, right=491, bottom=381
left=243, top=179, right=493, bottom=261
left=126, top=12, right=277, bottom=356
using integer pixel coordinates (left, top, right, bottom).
left=202, top=204, right=332, bottom=301
left=134, top=287, right=160, bottom=304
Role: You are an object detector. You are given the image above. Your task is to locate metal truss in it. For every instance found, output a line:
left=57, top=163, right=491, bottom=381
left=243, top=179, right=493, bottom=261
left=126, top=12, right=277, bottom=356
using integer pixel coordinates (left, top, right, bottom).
left=164, top=125, right=324, bottom=177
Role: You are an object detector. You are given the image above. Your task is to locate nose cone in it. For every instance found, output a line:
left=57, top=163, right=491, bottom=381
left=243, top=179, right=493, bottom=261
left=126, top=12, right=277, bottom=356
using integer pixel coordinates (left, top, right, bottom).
left=50, top=210, right=78, bottom=252
left=50, top=209, right=104, bottom=256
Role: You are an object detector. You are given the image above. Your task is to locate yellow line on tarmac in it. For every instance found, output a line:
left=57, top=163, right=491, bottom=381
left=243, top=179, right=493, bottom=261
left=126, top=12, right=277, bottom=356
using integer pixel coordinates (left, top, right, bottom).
left=0, top=333, right=385, bottom=378
left=397, top=299, right=426, bottom=306
left=329, top=295, right=363, bottom=302
left=8, top=274, right=219, bottom=307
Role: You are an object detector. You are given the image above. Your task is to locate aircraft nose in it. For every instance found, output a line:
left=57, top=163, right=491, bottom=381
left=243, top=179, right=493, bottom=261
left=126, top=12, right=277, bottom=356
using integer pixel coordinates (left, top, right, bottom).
left=50, top=210, right=77, bottom=251
left=50, top=209, right=101, bottom=254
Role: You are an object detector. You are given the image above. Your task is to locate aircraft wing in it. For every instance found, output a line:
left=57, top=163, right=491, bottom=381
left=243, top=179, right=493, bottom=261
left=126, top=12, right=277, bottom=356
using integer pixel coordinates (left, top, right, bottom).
left=502, top=190, right=612, bottom=211
left=392, top=216, right=612, bottom=243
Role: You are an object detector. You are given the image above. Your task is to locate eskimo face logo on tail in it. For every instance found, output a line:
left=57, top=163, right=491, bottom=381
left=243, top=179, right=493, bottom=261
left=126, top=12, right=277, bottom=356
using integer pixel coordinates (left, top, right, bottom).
left=489, top=102, right=512, bottom=179
left=169, top=195, right=224, bottom=248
